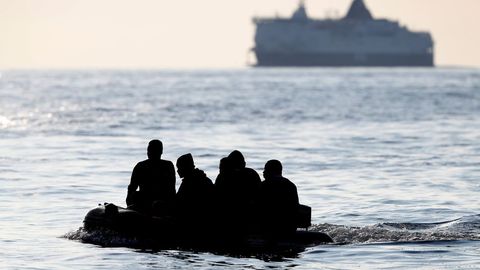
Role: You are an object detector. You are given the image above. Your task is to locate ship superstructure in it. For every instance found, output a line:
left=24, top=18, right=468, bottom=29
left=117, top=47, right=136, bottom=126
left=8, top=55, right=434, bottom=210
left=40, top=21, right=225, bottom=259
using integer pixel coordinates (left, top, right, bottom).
left=252, top=0, right=434, bottom=67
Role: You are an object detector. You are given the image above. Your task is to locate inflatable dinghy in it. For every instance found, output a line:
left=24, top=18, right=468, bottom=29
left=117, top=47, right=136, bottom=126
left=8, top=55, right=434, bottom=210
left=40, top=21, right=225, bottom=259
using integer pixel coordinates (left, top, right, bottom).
left=83, top=203, right=333, bottom=249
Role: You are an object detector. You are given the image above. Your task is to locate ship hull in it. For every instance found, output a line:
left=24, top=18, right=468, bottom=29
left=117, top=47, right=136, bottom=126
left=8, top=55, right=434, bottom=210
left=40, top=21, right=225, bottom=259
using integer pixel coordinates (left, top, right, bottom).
left=254, top=51, right=434, bottom=67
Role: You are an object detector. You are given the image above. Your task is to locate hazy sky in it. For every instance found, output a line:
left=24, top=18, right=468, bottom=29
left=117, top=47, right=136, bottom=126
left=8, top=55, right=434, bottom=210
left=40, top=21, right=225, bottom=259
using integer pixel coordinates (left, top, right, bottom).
left=1, top=0, right=479, bottom=69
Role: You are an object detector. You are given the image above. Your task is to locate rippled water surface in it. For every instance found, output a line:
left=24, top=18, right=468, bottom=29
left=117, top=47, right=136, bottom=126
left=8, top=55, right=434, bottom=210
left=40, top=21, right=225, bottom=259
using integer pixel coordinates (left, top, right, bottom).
left=1, top=68, right=479, bottom=269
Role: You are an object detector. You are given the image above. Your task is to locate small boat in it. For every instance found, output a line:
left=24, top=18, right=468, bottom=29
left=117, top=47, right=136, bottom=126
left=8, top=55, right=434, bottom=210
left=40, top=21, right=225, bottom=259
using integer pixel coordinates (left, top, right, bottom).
left=83, top=203, right=333, bottom=251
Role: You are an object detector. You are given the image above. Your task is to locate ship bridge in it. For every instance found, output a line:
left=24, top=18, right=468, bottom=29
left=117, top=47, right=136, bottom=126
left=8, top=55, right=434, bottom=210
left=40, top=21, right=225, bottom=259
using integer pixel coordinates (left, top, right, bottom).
left=291, top=0, right=308, bottom=21
left=345, top=0, right=374, bottom=20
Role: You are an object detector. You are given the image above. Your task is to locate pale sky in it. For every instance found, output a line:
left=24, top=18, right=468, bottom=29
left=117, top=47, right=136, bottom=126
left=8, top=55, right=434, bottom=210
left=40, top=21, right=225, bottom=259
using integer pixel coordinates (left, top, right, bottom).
left=0, top=0, right=479, bottom=69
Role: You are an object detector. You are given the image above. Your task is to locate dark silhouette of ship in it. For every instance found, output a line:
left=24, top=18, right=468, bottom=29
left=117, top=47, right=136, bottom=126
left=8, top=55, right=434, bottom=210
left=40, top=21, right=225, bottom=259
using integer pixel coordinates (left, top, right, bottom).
left=252, top=0, right=434, bottom=67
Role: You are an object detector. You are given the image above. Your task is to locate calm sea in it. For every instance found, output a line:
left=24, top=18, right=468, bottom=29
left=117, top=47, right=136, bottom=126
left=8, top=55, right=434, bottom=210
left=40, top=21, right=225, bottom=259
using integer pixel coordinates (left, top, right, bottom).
left=0, top=68, right=479, bottom=269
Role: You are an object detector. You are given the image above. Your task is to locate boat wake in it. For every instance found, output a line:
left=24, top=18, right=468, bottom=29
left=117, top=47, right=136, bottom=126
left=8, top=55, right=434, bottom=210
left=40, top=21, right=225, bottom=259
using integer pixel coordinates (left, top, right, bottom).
left=310, top=215, right=480, bottom=244
left=65, top=215, right=480, bottom=248
left=65, top=227, right=151, bottom=248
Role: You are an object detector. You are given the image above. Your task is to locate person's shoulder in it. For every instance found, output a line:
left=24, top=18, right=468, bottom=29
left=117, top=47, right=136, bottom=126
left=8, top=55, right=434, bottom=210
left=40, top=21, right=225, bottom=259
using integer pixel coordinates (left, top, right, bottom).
left=135, top=159, right=149, bottom=168
left=245, top=167, right=261, bottom=180
left=204, top=176, right=214, bottom=187
left=282, top=176, right=297, bottom=189
left=196, top=169, right=214, bottom=185
left=260, top=178, right=272, bottom=187
left=194, top=168, right=211, bottom=180
left=159, top=159, right=174, bottom=167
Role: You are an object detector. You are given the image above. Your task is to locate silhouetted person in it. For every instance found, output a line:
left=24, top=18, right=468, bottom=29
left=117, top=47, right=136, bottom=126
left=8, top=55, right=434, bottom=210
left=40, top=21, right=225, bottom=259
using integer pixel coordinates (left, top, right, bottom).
left=175, top=153, right=215, bottom=237
left=258, top=159, right=299, bottom=238
left=214, top=157, right=232, bottom=189
left=228, top=150, right=262, bottom=205
left=214, top=157, right=233, bottom=235
left=214, top=150, right=261, bottom=235
left=126, top=140, right=176, bottom=214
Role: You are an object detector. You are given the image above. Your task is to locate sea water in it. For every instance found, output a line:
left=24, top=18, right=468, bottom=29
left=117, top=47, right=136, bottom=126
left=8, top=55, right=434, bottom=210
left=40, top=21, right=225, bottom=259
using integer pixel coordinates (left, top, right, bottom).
left=0, top=68, right=479, bottom=269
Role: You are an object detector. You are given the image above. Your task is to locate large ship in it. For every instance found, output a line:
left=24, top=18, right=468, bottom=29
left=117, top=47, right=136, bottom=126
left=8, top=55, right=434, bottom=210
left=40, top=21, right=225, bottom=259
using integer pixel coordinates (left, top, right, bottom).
left=252, top=0, right=434, bottom=67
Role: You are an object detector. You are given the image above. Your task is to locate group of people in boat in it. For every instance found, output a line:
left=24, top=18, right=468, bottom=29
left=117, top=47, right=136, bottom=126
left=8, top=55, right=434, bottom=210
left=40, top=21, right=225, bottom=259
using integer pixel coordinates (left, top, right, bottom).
left=126, top=139, right=300, bottom=238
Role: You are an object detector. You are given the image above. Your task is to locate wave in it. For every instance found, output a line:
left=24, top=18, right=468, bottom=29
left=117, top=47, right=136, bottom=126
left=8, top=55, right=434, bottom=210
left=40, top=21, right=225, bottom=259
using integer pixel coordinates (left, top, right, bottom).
left=64, top=228, right=150, bottom=248
left=65, top=215, right=480, bottom=248
left=311, top=215, right=480, bottom=244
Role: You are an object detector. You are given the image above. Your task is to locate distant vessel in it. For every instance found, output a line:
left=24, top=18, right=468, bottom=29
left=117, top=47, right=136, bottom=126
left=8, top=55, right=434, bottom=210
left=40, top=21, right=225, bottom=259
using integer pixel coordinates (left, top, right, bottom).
left=252, top=0, right=434, bottom=67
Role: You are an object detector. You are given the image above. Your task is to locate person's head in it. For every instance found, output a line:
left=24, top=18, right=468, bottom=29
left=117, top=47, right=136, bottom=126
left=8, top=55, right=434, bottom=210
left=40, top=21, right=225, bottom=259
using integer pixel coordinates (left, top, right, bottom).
left=219, top=157, right=232, bottom=175
left=147, top=140, right=163, bottom=159
left=228, top=150, right=246, bottom=169
left=263, top=159, right=283, bottom=180
left=176, top=153, right=195, bottom=178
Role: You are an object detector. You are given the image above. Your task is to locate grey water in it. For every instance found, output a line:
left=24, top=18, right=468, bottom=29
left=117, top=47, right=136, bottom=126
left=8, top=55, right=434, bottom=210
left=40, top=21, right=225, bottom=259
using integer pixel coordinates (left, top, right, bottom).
left=1, top=68, right=479, bottom=269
